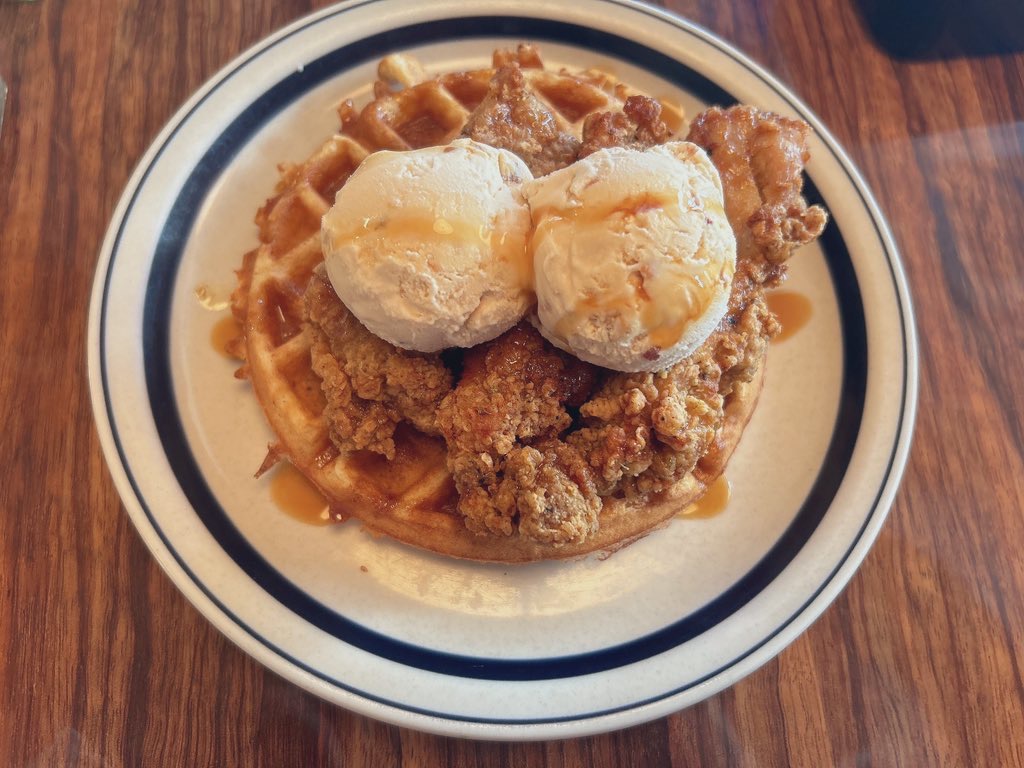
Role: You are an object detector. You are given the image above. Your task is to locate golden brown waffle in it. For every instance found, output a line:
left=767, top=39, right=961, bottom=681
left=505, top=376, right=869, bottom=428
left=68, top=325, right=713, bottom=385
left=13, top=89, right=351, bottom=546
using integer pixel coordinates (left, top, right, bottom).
left=337, top=45, right=684, bottom=151
left=230, top=46, right=758, bottom=562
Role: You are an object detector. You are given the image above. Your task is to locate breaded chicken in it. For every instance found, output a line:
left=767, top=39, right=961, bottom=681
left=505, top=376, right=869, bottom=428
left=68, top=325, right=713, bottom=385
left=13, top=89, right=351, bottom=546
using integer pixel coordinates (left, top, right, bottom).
left=687, top=105, right=828, bottom=313
left=436, top=323, right=597, bottom=539
left=305, top=267, right=453, bottom=459
left=578, top=95, right=672, bottom=158
left=569, top=342, right=724, bottom=497
left=461, top=65, right=580, bottom=176
left=495, top=440, right=601, bottom=545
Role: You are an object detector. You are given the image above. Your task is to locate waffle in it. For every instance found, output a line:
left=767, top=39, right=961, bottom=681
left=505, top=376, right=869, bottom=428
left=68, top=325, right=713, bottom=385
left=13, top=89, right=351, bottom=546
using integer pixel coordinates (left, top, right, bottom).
left=230, top=46, right=759, bottom=562
left=338, top=46, right=684, bottom=152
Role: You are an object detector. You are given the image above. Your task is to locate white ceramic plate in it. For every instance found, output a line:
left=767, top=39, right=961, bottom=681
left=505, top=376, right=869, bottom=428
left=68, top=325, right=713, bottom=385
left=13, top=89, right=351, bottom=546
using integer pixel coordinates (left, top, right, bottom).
left=87, top=0, right=917, bottom=740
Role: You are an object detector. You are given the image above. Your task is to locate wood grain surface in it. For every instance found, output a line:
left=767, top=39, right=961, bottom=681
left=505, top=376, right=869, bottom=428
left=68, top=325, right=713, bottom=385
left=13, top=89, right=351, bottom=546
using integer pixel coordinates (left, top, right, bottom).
left=2, top=0, right=1023, bottom=764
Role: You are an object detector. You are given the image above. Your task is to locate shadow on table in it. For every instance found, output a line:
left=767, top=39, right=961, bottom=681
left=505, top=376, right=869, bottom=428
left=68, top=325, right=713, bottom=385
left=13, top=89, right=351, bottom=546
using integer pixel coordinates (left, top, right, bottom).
left=855, top=0, right=1024, bottom=58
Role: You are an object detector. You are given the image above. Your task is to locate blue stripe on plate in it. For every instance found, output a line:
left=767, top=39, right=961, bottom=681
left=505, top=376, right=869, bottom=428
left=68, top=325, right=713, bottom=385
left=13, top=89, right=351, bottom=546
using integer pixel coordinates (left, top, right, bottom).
left=100, top=6, right=905, bottom=722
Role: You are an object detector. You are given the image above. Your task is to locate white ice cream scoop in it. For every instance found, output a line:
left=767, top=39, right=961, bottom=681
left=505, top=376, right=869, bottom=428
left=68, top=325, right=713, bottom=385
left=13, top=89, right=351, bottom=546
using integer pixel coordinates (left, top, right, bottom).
left=321, top=138, right=534, bottom=352
left=523, top=142, right=736, bottom=372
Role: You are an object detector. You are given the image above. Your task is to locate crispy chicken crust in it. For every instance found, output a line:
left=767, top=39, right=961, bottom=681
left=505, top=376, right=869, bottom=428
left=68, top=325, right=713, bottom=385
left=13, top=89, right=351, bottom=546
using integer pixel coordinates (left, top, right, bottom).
left=687, top=105, right=828, bottom=313
left=305, top=267, right=453, bottom=459
left=461, top=65, right=581, bottom=177
left=497, top=440, right=601, bottom=545
left=436, top=323, right=597, bottom=541
left=578, top=95, right=672, bottom=158
left=570, top=344, right=724, bottom=497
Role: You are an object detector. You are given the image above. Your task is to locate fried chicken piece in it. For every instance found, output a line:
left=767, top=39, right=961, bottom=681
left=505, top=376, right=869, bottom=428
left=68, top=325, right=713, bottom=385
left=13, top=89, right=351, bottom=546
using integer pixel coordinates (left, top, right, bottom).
left=305, top=267, right=453, bottom=459
left=687, top=106, right=828, bottom=312
left=461, top=65, right=580, bottom=176
left=495, top=440, right=600, bottom=544
left=566, top=422, right=653, bottom=497
left=436, top=323, right=598, bottom=539
left=578, top=95, right=672, bottom=158
left=570, top=343, right=724, bottom=496
left=713, top=293, right=780, bottom=396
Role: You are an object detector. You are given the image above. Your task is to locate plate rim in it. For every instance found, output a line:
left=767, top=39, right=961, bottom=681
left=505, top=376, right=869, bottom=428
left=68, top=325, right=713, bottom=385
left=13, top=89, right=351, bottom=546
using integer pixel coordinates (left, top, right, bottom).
left=87, top=0, right=918, bottom=739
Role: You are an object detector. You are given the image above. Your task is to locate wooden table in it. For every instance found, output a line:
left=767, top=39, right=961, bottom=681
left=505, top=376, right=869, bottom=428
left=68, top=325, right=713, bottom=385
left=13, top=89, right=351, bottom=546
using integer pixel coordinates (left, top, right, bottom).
left=3, top=0, right=1023, bottom=764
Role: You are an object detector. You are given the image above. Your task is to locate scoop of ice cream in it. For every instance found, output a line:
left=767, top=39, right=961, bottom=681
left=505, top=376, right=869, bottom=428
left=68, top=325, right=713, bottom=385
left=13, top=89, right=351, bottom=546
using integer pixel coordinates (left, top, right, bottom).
left=321, top=138, right=534, bottom=352
left=523, top=142, right=736, bottom=372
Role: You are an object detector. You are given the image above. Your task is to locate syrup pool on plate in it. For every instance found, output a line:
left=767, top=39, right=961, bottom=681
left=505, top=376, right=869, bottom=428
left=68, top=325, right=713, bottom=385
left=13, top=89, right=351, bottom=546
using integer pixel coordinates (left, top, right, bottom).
left=766, top=290, right=813, bottom=342
left=269, top=464, right=333, bottom=526
left=679, top=474, right=731, bottom=519
left=210, top=316, right=241, bottom=358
